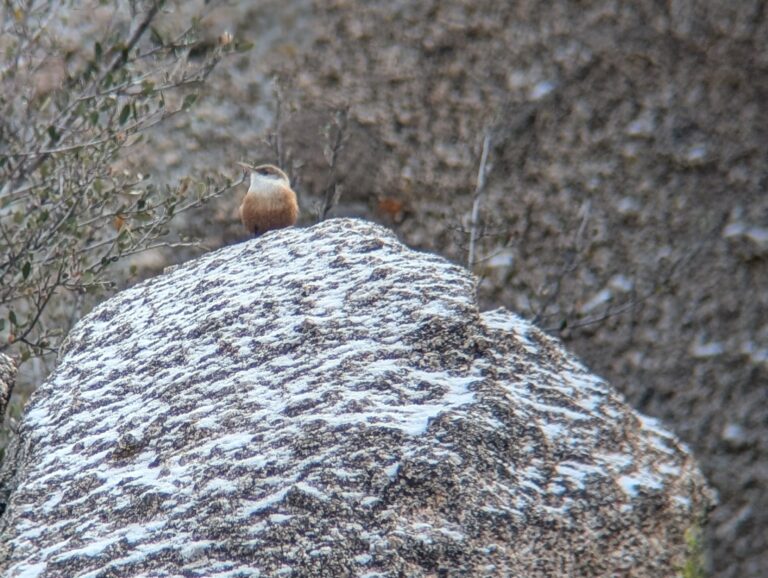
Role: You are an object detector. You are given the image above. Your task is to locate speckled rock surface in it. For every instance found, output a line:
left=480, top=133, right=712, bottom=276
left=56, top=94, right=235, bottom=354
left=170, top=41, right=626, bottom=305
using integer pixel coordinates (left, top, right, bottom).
left=0, top=353, right=17, bottom=514
left=0, top=219, right=712, bottom=577
left=0, top=354, right=14, bottom=422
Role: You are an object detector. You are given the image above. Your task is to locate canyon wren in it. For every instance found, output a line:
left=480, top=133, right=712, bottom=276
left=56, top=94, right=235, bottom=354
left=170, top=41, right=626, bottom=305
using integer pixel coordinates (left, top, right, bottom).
left=236, top=162, right=299, bottom=236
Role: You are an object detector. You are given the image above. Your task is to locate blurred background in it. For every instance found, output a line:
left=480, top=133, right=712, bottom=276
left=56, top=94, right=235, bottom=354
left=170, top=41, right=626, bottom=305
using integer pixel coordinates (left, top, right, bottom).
left=1, top=1, right=766, bottom=576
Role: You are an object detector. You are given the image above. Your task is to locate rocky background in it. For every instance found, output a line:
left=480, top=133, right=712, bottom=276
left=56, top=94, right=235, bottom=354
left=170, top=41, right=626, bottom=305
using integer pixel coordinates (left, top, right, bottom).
left=7, top=0, right=767, bottom=576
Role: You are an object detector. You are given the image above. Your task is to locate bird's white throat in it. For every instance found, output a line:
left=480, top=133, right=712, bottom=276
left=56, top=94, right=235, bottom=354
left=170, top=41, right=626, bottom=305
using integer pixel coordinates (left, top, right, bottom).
left=248, top=173, right=289, bottom=195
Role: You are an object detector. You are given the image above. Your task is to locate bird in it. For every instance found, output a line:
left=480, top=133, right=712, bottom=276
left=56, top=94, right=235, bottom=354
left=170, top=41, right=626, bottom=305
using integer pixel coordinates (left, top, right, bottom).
left=236, top=163, right=299, bottom=236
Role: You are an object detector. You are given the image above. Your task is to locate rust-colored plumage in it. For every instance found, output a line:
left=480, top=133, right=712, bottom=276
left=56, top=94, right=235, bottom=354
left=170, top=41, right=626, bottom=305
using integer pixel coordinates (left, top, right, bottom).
left=236, top=163, right=299, bottom=236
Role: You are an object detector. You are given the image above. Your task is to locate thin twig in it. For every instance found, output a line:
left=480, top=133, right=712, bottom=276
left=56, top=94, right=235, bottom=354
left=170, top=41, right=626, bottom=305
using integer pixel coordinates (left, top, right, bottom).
left=104, top=0, right=167, bottom=77
left=271, top=82, right=284, bottom=168
left=3, top=0, right=168, bottom=188
left=532, top=200, right=591, bottom=325
left=319, top=108, right=348, bottom=221
left=468, top=132, right=491, bottom=271
left=7, top=108, right=177, bottom=157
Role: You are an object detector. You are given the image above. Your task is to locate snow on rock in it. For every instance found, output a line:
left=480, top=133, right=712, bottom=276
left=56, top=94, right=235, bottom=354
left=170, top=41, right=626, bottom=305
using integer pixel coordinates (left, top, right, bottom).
left=0, top=353, right=14, bottom=421
left=0, top=219, right=713, bottom=577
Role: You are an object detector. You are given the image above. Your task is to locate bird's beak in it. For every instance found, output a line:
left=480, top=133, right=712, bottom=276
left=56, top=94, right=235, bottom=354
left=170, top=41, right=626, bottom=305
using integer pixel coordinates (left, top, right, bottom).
left=236, top=161, right=256, bottom=171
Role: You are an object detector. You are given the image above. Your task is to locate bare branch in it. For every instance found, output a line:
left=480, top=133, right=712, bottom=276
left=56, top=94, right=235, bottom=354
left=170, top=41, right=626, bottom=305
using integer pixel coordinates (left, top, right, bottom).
left=104, top=0, right=167, bottom=78
left=468, top=132, right=491, bottom=271
left=0, top=1, right=241, bottom=361
left=318, top=108, right=349, bottom=221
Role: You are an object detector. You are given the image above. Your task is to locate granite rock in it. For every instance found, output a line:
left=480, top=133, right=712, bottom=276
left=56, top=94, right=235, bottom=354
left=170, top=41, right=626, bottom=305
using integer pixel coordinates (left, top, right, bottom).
left=0, top=219, right=712, bottom=577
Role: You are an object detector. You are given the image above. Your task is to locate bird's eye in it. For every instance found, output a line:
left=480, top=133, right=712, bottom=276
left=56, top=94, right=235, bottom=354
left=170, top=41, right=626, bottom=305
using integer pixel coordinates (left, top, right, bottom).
left=257, top=168, right=271, bottom=176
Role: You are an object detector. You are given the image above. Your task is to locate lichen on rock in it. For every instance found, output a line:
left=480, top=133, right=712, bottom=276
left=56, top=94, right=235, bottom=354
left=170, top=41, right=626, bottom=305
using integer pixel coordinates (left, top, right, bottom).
left=0, top=219, right=712, bottom=577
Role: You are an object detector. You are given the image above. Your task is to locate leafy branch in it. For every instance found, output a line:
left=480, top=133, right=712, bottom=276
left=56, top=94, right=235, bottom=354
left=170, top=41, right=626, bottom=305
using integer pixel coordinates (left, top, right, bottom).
left=0, top=0, right=245, bottom=360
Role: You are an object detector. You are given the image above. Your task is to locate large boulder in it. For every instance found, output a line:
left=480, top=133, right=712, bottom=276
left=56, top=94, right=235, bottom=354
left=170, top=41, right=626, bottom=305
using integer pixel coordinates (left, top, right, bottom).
left=0, top=354, right=14, bottom=423
left=0, top=219, right=712, bottom=577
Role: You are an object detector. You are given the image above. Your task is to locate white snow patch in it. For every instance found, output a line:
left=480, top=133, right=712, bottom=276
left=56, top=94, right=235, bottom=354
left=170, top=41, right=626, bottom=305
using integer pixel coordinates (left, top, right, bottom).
left=12, top=563, right=46, bottom=578
left=240, top=489, right=290, bottom=516
left=486, top=249, right=515, bottom=269
left=52, top=537, right=117, bottom=561
left=684, top=144, right=708, bottom=163
left=597, top=452, right=633, bottom=471
left=617, top=471, right=664, bottom=497
left=556, top=461, right=602, bottom=489
left=294, top=481, right=329, bottom=501
left=530, top=80, right=556, bottom=100
left=608, top=274, right=633, bottom=293
left=745, top=226, right=768, bottom=247
left=657, top=462, right=681, bottom=477
left=626, top=112, right=655, bottom=137
left=582, top=288, right=612, bottom=313
left=438, top=527, right=466, bottom=541
left=616, top=196, right=640, bottom=216
left=740, top=341, right=768, bottom=365
left=205, top=478, right=237, bottom=493
left=690, top=338, right=725, bottom=358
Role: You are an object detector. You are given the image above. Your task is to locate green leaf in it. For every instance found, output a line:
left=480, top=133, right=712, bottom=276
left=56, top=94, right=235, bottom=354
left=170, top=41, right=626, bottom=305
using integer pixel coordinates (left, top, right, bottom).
left=22, top=261, right=31, bottom=280
left=8, top=311, right=16, bottom=325
left=119, top=104, right=131, bottom=125
left=182, top=93, right=197, bottom=110
left=0, top=319, right=5, bottom=332
left=150, top=26, right=164, bottom=46
left=236, top=40, right=254, bottom=53
left=94, top=41, right=102, bottom=59
left=47, top=125, right=60, bottom=143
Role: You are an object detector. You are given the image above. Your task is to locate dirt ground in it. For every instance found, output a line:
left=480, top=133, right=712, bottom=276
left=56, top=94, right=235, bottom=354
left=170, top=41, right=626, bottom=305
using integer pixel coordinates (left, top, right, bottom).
left=8, top=1, right=767, bottom=576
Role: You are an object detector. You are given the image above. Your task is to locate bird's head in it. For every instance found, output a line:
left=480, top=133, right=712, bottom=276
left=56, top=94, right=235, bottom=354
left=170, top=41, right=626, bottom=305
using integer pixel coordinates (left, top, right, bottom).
left=236, top=162, right=290, bottom=193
